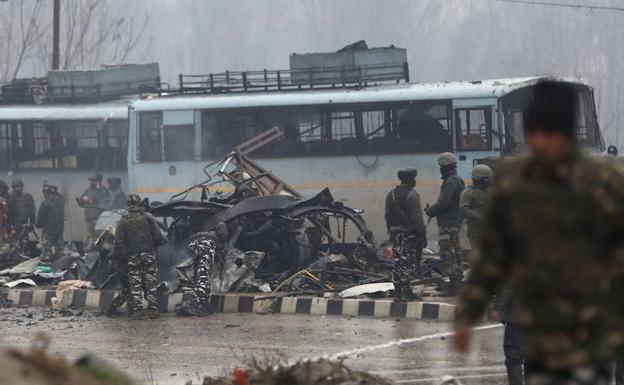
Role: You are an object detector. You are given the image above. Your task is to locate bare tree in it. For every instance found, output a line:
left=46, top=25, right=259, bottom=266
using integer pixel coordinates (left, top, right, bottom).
left=0, top=0, right=151, bottom=83
left=57, top=0, right=151, bottom=70
left=0, top=0, right=47, bottom=82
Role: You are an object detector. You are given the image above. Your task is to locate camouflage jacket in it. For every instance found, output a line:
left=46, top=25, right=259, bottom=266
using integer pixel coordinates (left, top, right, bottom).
left=113, top=207, right=164, bottom=258
left=456, top=151, right=624, bottom=369
left=36, top=192, right=65, bottom=237
left=8, top=192, right=36, bottom=227
left=459, top=184, right=488, bottom=238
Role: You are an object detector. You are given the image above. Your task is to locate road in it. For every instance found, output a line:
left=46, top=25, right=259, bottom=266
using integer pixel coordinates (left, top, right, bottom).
left=0, top=308, right=505, bottom=385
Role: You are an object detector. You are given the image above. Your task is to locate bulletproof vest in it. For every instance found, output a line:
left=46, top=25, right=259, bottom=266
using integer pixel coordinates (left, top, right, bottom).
left=123, top=208, right=154, bottom=254
left=387, top=185, right=412, bottom=228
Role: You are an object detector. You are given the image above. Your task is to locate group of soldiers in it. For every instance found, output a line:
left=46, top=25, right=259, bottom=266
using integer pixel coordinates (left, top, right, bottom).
left=385, top=151, right=492, bottom=300
left=0, top=178, right=63, bottom=263
left=0, top=173, right=126, bottom=263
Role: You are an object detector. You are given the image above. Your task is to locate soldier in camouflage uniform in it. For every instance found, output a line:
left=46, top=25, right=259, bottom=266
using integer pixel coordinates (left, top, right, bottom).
left=113, top=194, right=163, bottom=319
left=36, top=184, right=65, bottom=263
left=425, top=152, right=465, bottom=293
left=80, top=173, right=110, bottom=246
left=8, top=178, right=36, bottom=231
left=454, top=81, right=624, bottom=385
left=385, top=168, right=427, bottom=301
left=176, top=222, right=232, bottom=317
left=459, top=164, right=492, bottom=250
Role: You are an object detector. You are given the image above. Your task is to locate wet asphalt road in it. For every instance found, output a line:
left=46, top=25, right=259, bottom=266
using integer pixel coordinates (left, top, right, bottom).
left=0, top=308, right=505, bottom=385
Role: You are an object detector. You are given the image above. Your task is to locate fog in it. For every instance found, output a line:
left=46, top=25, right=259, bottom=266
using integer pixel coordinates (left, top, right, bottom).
left=7, top=0, right=624, bottom=147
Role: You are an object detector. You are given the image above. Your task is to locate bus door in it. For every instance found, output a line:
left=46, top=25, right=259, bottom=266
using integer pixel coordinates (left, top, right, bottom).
left=452, top=99, right=500, bottom=177
left=159, top=110, right=199, bottom=200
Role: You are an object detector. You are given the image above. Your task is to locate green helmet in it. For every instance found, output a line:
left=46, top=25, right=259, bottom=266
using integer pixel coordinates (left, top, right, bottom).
left=471, top=164, right=493, bottom=180
left=437, top=152, right=458, bottom=167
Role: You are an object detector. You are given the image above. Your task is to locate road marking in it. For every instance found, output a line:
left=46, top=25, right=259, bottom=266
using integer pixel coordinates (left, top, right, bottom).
left=395, top=373, right=507, bottom=383
left=329, top=323, right=503, bottom=360
left=373, top=365, right=506, bottom=375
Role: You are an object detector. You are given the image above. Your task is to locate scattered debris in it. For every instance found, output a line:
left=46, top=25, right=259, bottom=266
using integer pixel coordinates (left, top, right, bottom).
left=4, top=278, right=37, bottom=288
left=339, top=282, right=394, bottom=298
left=196, top=358, right=395, bottom=385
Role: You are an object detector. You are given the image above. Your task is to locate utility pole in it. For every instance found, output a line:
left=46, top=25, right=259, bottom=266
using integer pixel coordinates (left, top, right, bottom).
left=52, top=0, right=60, bottom=70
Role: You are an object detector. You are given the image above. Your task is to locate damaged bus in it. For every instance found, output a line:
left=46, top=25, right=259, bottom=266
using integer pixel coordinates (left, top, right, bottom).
left=127, top=75, right=603, bottom=238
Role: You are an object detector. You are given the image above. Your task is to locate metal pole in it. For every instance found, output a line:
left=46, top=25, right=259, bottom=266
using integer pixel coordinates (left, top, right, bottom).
left=52, top=0, right=60, bottom=70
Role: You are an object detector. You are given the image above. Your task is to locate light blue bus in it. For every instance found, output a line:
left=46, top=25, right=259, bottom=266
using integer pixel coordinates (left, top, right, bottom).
left=127, top=76, right=603, bottom=238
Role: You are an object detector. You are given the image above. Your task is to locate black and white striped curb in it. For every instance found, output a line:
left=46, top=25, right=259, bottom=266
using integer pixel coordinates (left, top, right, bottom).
left=0, top=289, right=456, bottom=321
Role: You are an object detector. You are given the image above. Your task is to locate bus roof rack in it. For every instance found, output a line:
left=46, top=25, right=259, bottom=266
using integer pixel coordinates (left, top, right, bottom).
left=162, top=62, right=410, bottom=96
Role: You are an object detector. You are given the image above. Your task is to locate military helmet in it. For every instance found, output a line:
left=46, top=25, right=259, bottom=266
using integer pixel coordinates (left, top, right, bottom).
left=11, top=178, right=24, bottom=188
left=438, top=152, right=458, bottom=167
left=472, top=164, right=493, bottom=180
left=397, top=168, right=417, bottom=182
left=127, top=194, right=142, bottom=207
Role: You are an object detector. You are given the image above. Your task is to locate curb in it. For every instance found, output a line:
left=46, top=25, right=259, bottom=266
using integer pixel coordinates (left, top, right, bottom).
left=0, top=289, right=456, bottom=321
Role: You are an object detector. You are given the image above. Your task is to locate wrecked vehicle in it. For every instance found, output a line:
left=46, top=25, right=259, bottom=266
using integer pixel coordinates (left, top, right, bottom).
left=148, top=129, right=391, bottom=293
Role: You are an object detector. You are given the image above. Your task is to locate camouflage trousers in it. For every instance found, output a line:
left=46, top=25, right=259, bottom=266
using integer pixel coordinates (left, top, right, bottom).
left=41, top=233, right=64, bottom=262
left=466, top=228, right=479, bottom=251
left=391, top=231, right=423, bottom=295
left=127, top=252, right=158, bottom=312
left=438, top=225, right=463, bottom=277
left=188, top=235, right=217, bottom=308
left=524, top=361, right=611, bottom=385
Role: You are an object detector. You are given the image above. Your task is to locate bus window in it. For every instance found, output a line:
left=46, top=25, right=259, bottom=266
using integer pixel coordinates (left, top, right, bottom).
left=138, top=112, right=162, bottom=162
left=575, top=90, right=602, bottom=148
left=8, top=122, right=55, bottom=169
left=455, top=107, right=492, bottom=151
left=164, top=124, right=194, bottom=161
left=395, top=101, right=452, bottom=152
left=0, top=123, right=9, bottom=170
left=202, top=111, right=264, bottom=158
left=501, top=85, right=603, bottom=153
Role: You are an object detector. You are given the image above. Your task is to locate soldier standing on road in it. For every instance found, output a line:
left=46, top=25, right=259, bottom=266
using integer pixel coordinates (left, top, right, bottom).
left=384, top=168, right=427, bottom=301
left=459, top=164, right=492, bottom=251
left=425, top=153, right=465, bottom=294
left=453, top=81, right=624, bottom=385
left=36, top=184, right=65, bottom=263
left=80, top=173, right=110, bottom=245
left=106, top=177, right=126, bottom=210
left=8, top=178, right=36, bottom=234
left=112, top=194, right=163, bottom=320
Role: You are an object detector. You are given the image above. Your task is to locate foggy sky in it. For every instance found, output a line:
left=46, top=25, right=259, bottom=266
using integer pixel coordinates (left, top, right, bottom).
left=14, top=0, right=624, bottom=147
